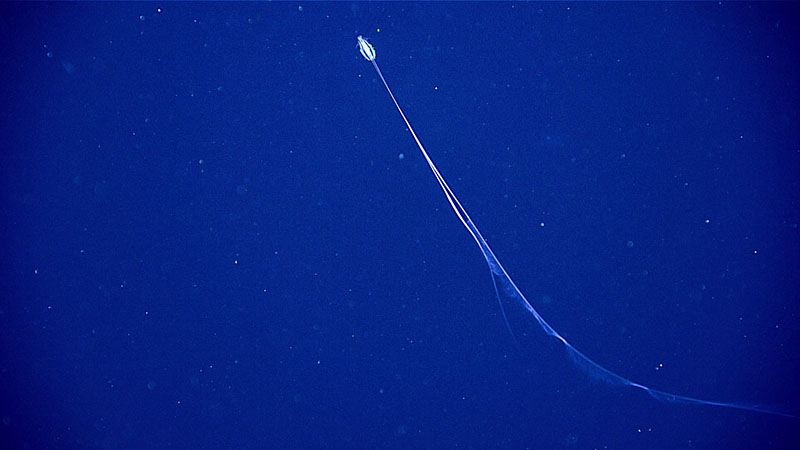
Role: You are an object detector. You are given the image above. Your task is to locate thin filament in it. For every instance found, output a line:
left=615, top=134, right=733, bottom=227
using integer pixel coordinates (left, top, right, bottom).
left=366, top=57, right=796, bottom=419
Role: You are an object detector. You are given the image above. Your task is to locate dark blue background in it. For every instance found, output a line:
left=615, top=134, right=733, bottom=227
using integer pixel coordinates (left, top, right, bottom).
left=1, top=3, right=799, bottom=449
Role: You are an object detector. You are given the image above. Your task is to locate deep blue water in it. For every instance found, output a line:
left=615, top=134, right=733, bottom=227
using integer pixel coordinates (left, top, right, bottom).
left=1, top=3, right=799, bottom=449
